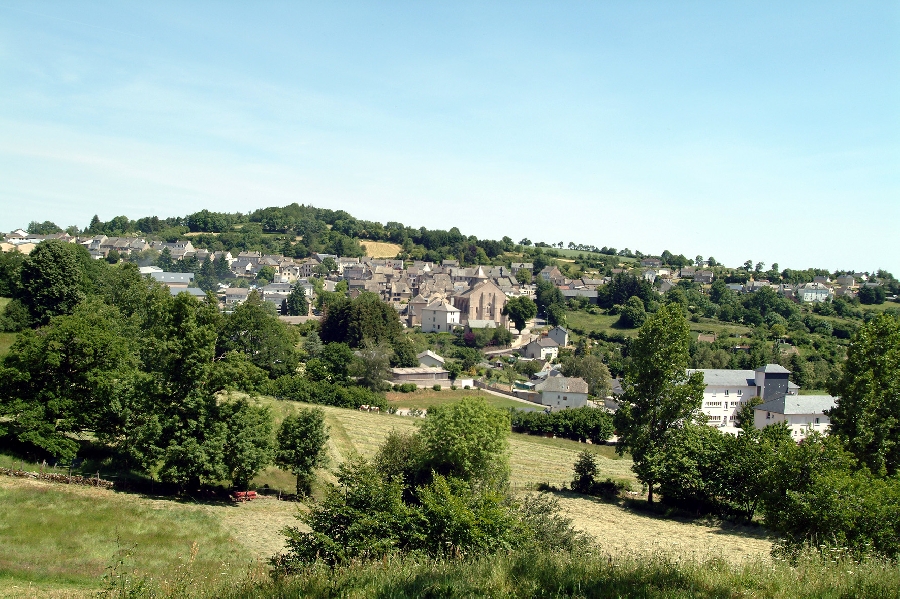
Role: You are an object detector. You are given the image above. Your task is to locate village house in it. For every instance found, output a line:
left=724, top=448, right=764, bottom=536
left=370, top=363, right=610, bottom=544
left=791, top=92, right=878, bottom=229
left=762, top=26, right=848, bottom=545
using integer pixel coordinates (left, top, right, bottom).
left=547, top=326, right=569, bottom=347
left=521, top=337, right=559, bottom=361
left=535, top=376, right=589, bottom=409
left=420, top=299, right=461, bottom=333
left=224, top=287, right=250, bottom=307
left=798, top=282, right=833, bottom=303
left=417, top=350, right=446, bottom=368
left=538, top=266, right=566, bottom=285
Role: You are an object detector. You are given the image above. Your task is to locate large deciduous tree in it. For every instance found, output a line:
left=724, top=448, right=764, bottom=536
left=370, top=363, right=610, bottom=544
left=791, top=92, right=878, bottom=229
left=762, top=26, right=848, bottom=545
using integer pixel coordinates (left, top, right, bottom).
left=276, top=408, right=329, bottom=496
left=560, top=354, right=612, bottom=398
left=216, top=291, right=299, bottom=378
left=502, top=296, right=536, bottom=332
left=221, top=398, right=275, bottom=490
left=0, top=299, right=138, bottom=458
left=137, top=291, right=228, bottom=488
left=617, top=296, right=647, bottom=328
left=18, top=239, right=91, bottom=325
left=351, top=339, right=393, bottom=391
left=613, top=303, right=705, bottom=502
left=828, top=314, right=900, bottom=476
left=320, top=292, right=403, bottom=348
left=419, top=397, right=510, bottom=489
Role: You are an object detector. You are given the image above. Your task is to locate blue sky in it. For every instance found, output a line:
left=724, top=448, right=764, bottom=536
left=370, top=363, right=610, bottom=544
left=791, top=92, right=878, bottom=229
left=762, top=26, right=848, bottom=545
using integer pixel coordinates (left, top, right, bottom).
left=1, top=2, right=897, bottom=273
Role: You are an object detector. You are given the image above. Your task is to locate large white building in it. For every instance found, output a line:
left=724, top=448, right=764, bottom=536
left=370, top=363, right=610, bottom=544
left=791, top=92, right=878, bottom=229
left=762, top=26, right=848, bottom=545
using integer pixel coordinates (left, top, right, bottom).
left=688, top=364, right=796, bottom=431
left=753, top=395, right=836, bottom=441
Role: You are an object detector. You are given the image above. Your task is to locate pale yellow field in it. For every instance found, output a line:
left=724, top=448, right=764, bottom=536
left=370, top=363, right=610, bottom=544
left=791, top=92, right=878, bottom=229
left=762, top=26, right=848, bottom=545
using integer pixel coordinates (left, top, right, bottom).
left=360, top=241, right=402, bottom=258
left=553, top=494, right=772, bottom=561
left=268, top=400, right=773, bottom=561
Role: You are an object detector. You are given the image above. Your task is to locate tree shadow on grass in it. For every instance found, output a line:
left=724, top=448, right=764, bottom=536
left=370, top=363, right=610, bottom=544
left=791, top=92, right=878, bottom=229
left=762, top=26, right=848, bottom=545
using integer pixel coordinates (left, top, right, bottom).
left=535, top=486, right=771, bottom=542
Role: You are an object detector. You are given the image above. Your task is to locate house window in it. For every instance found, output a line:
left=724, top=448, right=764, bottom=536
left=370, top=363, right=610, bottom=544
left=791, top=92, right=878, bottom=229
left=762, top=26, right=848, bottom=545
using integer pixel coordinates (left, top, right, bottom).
left=724, top=390, right=729, bottom=397
left=815, top=417, right=820, bottom=424
left=711, top=391, right=716, bottom=397
left=737, top=390, right=742, bottom=396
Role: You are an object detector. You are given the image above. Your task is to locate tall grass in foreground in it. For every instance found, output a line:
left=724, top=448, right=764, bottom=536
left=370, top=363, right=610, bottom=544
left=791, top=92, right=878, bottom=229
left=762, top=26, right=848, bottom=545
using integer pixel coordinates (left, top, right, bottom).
left=0, top=479, right=246, bottom=591
left=101, top=548, right=899, bottom=599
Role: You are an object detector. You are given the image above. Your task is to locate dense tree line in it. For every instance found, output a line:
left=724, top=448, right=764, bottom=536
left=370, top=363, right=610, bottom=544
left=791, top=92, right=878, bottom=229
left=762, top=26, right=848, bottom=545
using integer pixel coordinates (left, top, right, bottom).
left=509, top=407, right=613, bottom=443
left=0, top=239, right=397, bottom=492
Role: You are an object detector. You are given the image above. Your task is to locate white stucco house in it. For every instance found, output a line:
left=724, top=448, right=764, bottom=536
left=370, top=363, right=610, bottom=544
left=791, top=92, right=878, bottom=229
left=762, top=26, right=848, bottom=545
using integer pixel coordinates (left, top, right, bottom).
left=754, top=394, right=836, bottom=441
left=421, top=299, right=461, bottom=333
left=535, top=376, right=589, bottom=409
left=798, top=282, right=833, bottom=303
left=522, top=337, right=559, bottom=360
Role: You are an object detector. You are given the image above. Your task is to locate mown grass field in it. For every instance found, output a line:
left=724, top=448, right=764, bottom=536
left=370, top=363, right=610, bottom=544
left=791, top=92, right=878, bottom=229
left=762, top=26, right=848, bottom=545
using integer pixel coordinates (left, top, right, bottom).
left=0, top=476, right=251, bottom=598
left=0, top=298, right=18, bottom=358
left=386, top=388, right=531, bottom=411
left=566, top=310, right=753, bottom=341
left=359, top=241, right=401, bottom=258
left=0, top=397, right=783, bottom=595
left=0, top=333, right=16, bottom=358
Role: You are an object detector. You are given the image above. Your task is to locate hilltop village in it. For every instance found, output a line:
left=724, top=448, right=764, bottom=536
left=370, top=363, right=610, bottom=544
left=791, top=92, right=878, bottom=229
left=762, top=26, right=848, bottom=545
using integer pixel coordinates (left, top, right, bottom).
left=3, top=212, right=896, bottom=443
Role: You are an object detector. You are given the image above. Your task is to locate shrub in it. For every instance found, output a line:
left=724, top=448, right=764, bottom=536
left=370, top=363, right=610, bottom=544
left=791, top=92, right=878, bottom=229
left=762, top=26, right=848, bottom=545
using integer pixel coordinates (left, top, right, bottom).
left=432, top=384, right=442, bottom=391
left=571, top=451, right=597, bottom=494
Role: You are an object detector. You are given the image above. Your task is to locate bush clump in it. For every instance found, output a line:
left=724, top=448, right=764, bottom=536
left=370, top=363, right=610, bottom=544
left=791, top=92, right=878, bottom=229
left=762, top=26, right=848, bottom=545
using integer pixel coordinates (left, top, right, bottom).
left=273, top=398, right=587, bottom=571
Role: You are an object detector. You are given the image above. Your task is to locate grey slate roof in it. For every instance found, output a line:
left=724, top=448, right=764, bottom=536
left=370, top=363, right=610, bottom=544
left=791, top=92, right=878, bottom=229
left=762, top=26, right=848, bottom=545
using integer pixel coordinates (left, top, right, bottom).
left=755, top=395, right=837, bottom=415
left=424, top=300, right=460, bottom=312
left=169, top=287, right=207, bottom=297
left=417, top=350, right=445, bottom=364
left=687, top=368, right=757, bottom=387
left=756, top=364, right=790, bottom=374
left=536, top=377, right=589, bottom=394
left=150, top=272, right=195, bottom=284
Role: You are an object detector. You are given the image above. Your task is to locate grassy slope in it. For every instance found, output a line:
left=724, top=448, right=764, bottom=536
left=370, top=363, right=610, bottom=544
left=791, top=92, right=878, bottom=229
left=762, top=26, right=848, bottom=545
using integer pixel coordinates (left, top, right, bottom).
left=358, top=241, right=401, bottom=258
left=0, top=299, right=14, bottom=359
left=0, top=397, right=778, bottom=595
left=246, top=397, right=772, bottom=561
left=0, top=333, right=16, bottom=359
left=566, top=310, right=753, bottom=340
left=212, top=550, right=899, bottom=599
left=386, top=388, right=530, bottom=411
left=0, top=477, right=250, bottom=596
